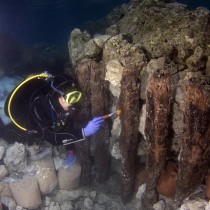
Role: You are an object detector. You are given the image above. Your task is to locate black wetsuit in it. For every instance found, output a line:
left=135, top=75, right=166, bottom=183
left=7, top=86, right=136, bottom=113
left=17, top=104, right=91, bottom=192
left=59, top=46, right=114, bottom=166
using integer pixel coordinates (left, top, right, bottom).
left=3, top=79, right=86, bottom=146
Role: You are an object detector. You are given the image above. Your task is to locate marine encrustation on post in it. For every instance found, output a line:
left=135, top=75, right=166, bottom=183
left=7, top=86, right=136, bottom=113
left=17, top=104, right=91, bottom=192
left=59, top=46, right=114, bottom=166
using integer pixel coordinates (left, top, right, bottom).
left=119, top=64, right=140, bottom=203
left=172, top=79, right=210, bottom=208
left=90, top=61, right=110, bottom=183
left=75, top=61, right=92, bottom=185
left=142, top=69, right=171, bottom=208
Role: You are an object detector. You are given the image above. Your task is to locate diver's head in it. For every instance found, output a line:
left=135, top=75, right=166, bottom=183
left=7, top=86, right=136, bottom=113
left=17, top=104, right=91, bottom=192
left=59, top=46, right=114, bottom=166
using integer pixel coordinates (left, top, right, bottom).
left=51, top=74, right=82, bottom=111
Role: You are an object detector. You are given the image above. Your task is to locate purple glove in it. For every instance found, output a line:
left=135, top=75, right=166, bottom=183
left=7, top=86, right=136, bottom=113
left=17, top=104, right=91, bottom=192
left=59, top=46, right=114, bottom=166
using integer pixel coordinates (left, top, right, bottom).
left=83, top=117, right=104, bottom=137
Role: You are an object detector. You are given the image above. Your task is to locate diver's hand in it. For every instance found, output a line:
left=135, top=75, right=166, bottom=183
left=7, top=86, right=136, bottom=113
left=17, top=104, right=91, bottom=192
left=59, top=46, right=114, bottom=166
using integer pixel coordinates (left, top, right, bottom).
left=83, top=117, right=104, bottom=137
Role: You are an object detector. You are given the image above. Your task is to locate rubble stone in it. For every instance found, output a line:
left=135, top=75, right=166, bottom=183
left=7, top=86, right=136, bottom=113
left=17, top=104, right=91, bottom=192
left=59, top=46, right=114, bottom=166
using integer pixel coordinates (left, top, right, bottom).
left=94, top=34, right=111, bottom=48
left=0, top=146, right=5, bottom=160
left=4, top=143, right=27, bottom=172
left=0, top=196, right=16, bottom=210
left=84, top=197, right=94, bottom=209
left=0, top=165, right=8, bottom=180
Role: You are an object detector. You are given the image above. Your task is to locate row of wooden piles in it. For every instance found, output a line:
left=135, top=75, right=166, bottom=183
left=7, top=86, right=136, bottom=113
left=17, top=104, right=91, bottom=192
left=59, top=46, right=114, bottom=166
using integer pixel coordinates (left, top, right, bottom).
left=73, top=60, right=210, bottom=209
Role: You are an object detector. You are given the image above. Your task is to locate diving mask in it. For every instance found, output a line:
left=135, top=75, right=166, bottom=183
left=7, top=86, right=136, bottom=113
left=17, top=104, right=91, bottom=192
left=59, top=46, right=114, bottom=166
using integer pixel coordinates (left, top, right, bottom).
left=64, top=91, right=82, bottom=104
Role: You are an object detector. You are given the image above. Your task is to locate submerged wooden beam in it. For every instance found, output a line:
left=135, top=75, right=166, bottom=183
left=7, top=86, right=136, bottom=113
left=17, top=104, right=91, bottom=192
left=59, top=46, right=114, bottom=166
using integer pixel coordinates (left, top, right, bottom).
left=173, top=79, right=210, bottom=207
left=90, top=61, right=110, bottom=183
left=142, top=69, right=171, bottom=209
left=75, top=61, right=92, bottom=186
left=119, top=65, right=140, bottom=203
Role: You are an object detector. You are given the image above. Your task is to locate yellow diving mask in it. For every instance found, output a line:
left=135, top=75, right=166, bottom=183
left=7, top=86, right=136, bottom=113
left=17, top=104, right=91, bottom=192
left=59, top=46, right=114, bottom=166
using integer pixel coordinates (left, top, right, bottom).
left=64, top=91, right=82, bottom=104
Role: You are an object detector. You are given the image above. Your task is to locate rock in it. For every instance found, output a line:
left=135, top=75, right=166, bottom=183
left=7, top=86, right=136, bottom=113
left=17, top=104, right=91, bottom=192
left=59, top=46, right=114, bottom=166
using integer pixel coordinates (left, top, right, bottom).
left=26, top=144, right=40, bottom=156
left=68, top=28, right=91, bottom=66
left=90, top=191, right=97, bottom=200
left=180, top=198, right=209, bottom=210
left=0, top=182, right=12, bottom=197
left=4, top=143, right=27, bottom=172
left=105, top=60, right=124, bottom=97
left=109, top=200, right=123, bottom=210
left=0, top=139, right=9, bottom=149
left=0, top=196, right=16, bottom=210
left=105, top=24, right=119, bottom=36
left=206, top=202, right=210, bottom=210
left=136, top=184, right=146, bottom=200
left=153, top=200, right=166, bottom=210
left=84, top=197, right=94, bottom=210
left=94, top=203, right=106, bottom=210
left=49, top=201, right=60, bottom=210
left=138, top=104, right=146, bottom=139
left=83, top=39, right=101, bottom=58
left=43, top=196, right=52, bottom=207
left=111, top=142, right=122, bottom=160
left=54, top=190, right=82, bottom=204
left=0, top=165, right=8, bottom=180
left=94, top=34, right=111, bottom=48
left=186, top=46, right=207, bottom=71
left=118, top=1, right=210, bottom=65
left=60, top=202, right=73, bottom=210
left=103, top=34, right=146, bottom=69
left=16, top=206, right=27, bottom=210
left=111, top=117, right=121, bottom=140
left=97, top=193, right=110, bottom=205
left=0, top=146, right=6, bottom=160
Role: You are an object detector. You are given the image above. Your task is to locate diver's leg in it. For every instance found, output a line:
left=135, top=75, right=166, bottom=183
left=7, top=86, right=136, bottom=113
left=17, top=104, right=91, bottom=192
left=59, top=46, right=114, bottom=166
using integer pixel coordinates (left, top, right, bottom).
left=2, top=122, right=25, bottom=144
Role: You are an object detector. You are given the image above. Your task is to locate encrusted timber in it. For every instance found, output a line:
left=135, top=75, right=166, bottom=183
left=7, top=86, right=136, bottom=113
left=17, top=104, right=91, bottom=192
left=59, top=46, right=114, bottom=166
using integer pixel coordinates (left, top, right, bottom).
left=90, top=61, right=110, bottom=183
left=174, top=79, right=210, bottom=206
left=119, top=64, right=140, bottom=203
left=75, top=61, right=92, bottom=185
left=142, top=69, right=171, bottom=208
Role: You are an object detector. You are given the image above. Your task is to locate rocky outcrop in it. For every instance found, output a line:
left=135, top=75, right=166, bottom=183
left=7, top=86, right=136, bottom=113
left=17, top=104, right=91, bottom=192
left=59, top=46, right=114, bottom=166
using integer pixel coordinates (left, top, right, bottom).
left=118, top=2, right=210, bottom=65
left=68, top=0, right=210, bottom=209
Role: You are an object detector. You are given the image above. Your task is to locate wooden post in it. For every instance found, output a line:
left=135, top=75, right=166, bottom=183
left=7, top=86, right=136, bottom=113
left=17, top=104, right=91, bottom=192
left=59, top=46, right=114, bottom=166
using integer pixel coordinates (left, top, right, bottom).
left=119, top=65, right=140, bottom=203
left=90, top=61, right=111, bottom=183
left=142, top=69, right=171, bottom=209
left=75, top=61, right=92, bottom=185
left=174, top=79, right=210, bottom=207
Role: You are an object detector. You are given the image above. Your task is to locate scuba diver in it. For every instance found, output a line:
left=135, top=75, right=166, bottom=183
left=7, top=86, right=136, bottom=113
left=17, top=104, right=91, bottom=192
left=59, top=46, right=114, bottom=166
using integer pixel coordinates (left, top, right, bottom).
left=3, top=72, right=104, bottom=146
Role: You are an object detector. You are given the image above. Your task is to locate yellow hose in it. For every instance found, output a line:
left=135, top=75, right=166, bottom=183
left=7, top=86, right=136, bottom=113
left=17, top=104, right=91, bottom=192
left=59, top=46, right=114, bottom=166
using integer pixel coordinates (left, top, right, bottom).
left=7, top=73, right=49, bottom=131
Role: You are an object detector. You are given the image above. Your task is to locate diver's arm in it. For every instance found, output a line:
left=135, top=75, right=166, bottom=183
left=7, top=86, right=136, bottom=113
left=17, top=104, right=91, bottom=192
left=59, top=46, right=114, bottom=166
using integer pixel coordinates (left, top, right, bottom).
left=29, top=95, right=53, bottom=137
left=30, top=95, right=86, bottom=145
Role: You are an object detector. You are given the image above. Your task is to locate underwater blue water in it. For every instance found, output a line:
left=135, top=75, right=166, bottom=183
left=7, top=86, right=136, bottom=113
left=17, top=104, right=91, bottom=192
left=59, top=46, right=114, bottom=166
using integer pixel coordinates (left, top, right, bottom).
left=0, top=0, right=208, bottom=45
left=0, top=0, right=130, bottom=45
left=0, top=0, right=209, bottom=46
